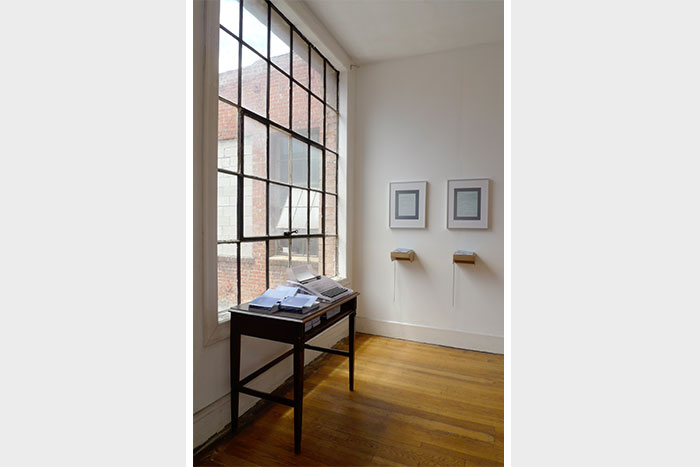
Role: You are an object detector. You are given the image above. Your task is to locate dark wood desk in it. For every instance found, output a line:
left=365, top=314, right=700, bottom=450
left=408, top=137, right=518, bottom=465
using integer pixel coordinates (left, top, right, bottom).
left=229, top=292, right=359, bottom=454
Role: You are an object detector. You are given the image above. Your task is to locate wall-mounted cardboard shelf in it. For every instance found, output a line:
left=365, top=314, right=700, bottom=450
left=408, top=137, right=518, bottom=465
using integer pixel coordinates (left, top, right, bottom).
left=391, top=249, right=415, bottom=262
left=453, top=250, right=476, bottom=264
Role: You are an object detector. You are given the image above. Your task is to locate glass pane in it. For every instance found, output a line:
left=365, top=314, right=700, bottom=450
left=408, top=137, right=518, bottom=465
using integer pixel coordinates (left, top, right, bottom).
left=269, top=67, right=289, bottom=128
left=326, top=62, right=338, bottom=109
left=218, top=243, right=238, bottom=311
left=269, top=239, right=289, bottom=289
left=325, top=194, right=337, bottom=235
left=242, top=0, right=267, bottom=57
left=220, top=0, right=240, bottom=36
left=326, top=108, right=338, bottom=152
left=309, top=191, right=322, bottom=234
left=310, top=96, right=324, bottom=144
left=291, top=138, right=308, bottom=187
left=241, top=45, right=267, bottom=116
left=292, top=31, right=309, bottom=87
left=240, top=241, right=266, bottom=302
left=325, top=152, right=337, bottom=194
left=291, top=237, right=308, bottom=269
left=218, top=173, right=237, bottom=241
left=243, top=116, right=266, bottom=178
left=292, top=83, right=308, bottom=137
left=310, top=49, right=324, bottom=98
left=269, top=183, right=289, bottom=236
left=291, top=188, right=308, bottom=234
left=310, top=147, right=322, bottom=190
left=243, top=177, right=266, bottom=237
left=308, top=237, right=321, bottom=275
left=324, top=236, right=338, bottom=277
left=219, top=30, right=239, bottom=104
left=270, top=9, right=290, bottom=74
left=218, top=100, right=238, bottom=171
left=269, top=127, right=290, bottom=184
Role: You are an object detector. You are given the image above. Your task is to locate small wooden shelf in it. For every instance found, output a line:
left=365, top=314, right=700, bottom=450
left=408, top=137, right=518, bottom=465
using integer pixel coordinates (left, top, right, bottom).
left=453, top=251, right=476, bottom=264
left=391, top=249, right=415, bottom=262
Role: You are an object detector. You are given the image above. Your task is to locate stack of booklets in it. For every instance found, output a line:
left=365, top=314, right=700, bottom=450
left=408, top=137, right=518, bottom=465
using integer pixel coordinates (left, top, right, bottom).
left=248, top=285, right=320, bottom=313
left=304, top=316, right=322, bottom=332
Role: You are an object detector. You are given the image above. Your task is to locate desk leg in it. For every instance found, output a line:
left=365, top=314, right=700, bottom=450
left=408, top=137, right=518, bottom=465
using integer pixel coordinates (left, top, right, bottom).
left=293, top=338, right=304, bottom=454
left=349, top=312, right=355, bottom=391
left=230, top=323, right=241, bottom=434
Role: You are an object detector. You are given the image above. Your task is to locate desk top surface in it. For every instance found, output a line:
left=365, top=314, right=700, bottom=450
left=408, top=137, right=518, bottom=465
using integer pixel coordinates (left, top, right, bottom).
left=228, top=291, right=359, bottom=324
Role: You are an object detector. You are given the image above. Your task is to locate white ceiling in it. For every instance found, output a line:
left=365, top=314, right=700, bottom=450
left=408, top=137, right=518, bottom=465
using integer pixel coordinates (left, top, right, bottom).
left=298, top=0, right=504, bottom=65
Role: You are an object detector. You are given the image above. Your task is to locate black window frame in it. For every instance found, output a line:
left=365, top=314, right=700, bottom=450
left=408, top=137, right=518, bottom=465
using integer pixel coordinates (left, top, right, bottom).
left=217, top=0, right=340, bottom=309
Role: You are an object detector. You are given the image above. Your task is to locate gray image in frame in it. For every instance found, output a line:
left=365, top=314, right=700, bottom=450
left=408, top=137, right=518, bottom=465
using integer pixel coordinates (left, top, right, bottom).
left=395, top=190, right=420, bottom=220
left=454, top=187, right=481, bottom=221
left=389, top=181, right=427, bottom=229
left=447, top=178, right=489, bottom=229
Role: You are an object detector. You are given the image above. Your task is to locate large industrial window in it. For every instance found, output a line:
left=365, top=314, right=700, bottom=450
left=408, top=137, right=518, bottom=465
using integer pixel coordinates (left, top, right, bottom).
left=217, top=0, right=340, bottom=313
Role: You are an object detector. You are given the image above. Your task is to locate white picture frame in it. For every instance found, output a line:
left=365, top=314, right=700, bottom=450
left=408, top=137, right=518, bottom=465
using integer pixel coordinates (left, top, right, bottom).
left=389, top=181, right=427, bottom=229
left=447, top=179, right=489, bottom=229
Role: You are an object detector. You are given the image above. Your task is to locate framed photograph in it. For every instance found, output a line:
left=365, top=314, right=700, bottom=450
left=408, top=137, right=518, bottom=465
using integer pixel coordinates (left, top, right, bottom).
left=389, top=181, right=427, bottom=228
left=447, top=179, right=489, bottom=229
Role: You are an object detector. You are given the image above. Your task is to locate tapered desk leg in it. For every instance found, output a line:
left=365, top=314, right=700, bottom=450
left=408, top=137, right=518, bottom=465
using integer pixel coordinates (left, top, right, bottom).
left=230, top=321, right=241, bottom=433
left=293, top=338, right=304, bottom=454
left=349, top=312, right=355, bottom=391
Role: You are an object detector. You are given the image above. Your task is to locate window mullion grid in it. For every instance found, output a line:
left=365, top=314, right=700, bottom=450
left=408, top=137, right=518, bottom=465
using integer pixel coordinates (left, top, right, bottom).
left=218, top=0, right=344, bottom=307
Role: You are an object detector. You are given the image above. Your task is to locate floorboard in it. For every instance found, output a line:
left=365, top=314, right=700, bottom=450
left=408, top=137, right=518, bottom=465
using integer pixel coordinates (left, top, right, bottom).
left=195, top=333, right=504, bottom=466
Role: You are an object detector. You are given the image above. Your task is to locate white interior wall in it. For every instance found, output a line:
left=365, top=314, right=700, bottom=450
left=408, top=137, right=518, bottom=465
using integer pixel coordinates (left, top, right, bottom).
left=353, top=43, right=504, bottom=352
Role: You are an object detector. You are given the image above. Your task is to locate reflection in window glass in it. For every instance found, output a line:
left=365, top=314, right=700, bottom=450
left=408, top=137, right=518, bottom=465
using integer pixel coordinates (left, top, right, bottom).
left=269, top=66, right=289, bottom=128
left=219, top=30, right=239, bottom=104
left=220, top=0, right=240, bottom=36
left=269, top=183, right=289, bottom=236
left=292, top=31, right=309, bottom=87
left=325, top=193, right=337, bottom=235
left=218, top=173, right=237, bottom=241
left=218, top=100, right=238, bottom=171
left=269, top=239, right=289, bottom=289
left=310, top=96, right=324, bottom=144
left=310, top=146, right=322, bottom=190
left=326, top=62, right=338, bottom=109
left=292, top=188, right=308, bottom=234
left=240, top=241, right=267, bottom=302
left=242, top=0, right=268, bottom=57
left=270, top=9, right=290, bottom=73
left=308, top=237, right=321, bottom=275
left=217, top=243, right=238, bottom=311
left=243, top=116, right=266, bottom=178
left=310, top=191, right=322, bottom=234
left=291, top=237, right=308, bottom=269
left=269, top=127, right=290, bottom=184
left=325, top=152, right=337, bottom=194
left=291, top=138, right=308, bottom=187
left=292, top=82, right=308, bottom=137
left=310, top=49, right=324, bottom=98
left=326, top=108, right=338, bottom=153
left=324, top=236, right=338, bottom=277
left=241, top=46, right=267, bottom=116
left=244, top=178, right=266, bottom=237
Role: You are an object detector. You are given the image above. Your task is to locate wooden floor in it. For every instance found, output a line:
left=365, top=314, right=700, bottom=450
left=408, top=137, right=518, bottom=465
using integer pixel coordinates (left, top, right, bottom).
left=195, top=333, right=504, bottom=466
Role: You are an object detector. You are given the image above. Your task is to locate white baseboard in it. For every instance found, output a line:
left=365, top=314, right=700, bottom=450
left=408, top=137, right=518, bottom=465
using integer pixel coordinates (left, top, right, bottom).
left=193, top=317, right=350, bottom=449
left=356, top=317, right=504, bottom=354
